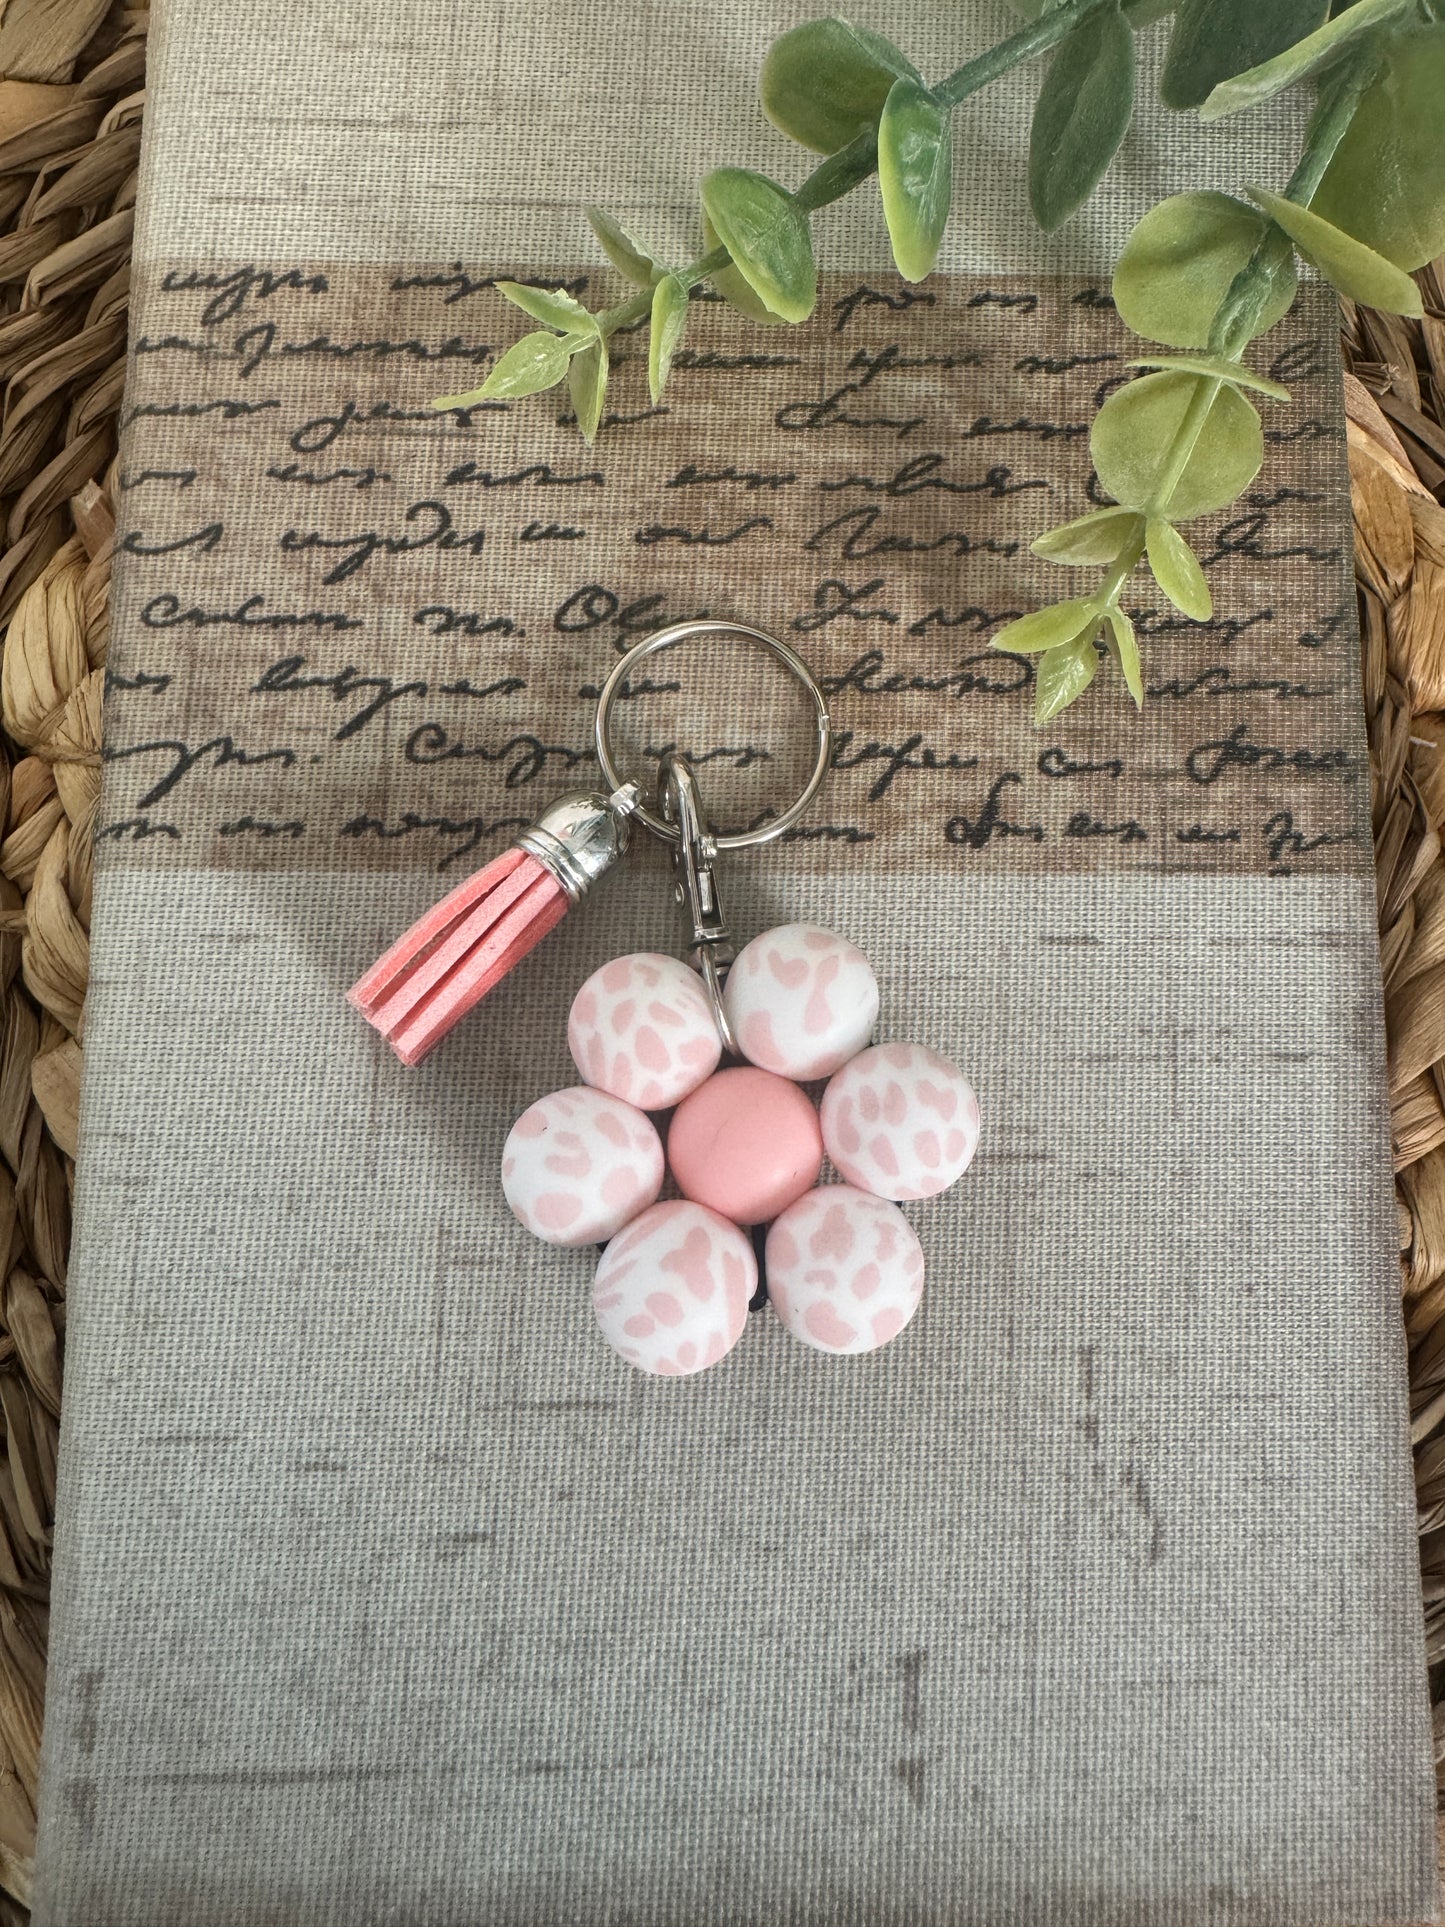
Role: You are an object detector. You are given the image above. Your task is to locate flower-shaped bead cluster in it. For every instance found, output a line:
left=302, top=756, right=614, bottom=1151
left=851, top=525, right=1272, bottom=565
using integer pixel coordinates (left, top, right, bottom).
left=500, top=924, right=980, bottom=1376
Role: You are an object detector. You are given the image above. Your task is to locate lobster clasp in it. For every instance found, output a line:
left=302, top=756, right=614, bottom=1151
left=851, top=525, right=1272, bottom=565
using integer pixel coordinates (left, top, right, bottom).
left=658, top=751, right=739, bottom=1055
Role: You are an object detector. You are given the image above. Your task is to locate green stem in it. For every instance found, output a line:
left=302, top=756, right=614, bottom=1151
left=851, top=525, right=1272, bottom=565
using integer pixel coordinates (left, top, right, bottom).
left=792, top=131, right=879, bottom=213
left=1284, top=55, right=1379, bottom=204
left=678, top=246, right=729, bottom=293
left=1098, top=518, right=1149, bottom=607
left=1128, top=45, right=1379, bottom=566
left=1144, top=376, right=1223, bottom=518
left=935, top=0, right=1113, bottom=107
left=1207, top=51, right=1379, bottom=357
left=1101, top=47, right=1379, bottom=652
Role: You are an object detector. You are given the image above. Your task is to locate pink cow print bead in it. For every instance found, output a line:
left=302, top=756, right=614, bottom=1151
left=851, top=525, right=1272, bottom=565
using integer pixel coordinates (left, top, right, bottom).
left=501, top=1086, right=663, bottom=1246
left=723, top=923, right=879, bottom=1081
left=766, top=1185, right=925, bottom=1354
left=568, top=952, right=722, bottom=1110
left=593, top=1199, right=757, bottom=1376
left=821, top=1042, right=980, bottom=1202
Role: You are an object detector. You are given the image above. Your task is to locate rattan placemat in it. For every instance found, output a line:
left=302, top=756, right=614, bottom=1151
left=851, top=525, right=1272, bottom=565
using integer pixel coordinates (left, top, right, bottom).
left=0, top=5, right=1442, bottom=1920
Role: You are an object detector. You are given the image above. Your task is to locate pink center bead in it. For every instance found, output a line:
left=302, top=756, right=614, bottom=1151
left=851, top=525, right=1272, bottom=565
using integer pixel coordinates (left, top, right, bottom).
left=820, top=1042, right=980, bottom=1202
left=667, top=1065, right=824, bottom=1226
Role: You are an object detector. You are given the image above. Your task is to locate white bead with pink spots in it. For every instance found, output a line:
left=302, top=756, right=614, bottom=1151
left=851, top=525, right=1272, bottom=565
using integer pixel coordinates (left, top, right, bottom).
left=821, top=1042, right=980, bottom=1202
left=593, top=1199, right=757, bottom=1376
left=568, top=952, right=722, bottom=1110
left=766, top=1184, right=925, bottom=1354
left=501, top=1086, right=663, bottom=1246
left=723, top=923, right=879, bottom=1082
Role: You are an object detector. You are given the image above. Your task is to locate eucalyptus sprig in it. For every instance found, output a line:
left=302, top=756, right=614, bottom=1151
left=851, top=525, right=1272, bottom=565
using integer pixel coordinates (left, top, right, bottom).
left=437, top=0, right=1445, bottom=724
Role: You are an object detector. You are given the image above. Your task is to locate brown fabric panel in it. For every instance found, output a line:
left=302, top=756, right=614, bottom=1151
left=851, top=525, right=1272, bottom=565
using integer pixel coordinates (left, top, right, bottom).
left=34, top=4, right=1436, bottom=1921
left=99, top=265, right=1364, bottom=879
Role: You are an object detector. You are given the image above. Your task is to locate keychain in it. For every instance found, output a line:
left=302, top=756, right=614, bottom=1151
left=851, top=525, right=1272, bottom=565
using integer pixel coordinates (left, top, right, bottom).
left=349, top=619, right=980, bottom=1375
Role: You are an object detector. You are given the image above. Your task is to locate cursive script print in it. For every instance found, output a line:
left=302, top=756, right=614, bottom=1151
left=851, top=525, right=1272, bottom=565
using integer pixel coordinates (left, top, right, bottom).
left=98, top=263, right=1364, bottom=878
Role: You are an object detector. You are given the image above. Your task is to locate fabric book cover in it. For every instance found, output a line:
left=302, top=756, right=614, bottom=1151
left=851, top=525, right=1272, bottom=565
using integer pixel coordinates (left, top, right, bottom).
left=29, top=2, right=1438, bottom=1921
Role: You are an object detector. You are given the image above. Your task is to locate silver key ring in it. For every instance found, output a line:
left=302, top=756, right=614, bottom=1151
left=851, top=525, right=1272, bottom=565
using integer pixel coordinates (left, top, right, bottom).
left=593, top=619, right=833, bottom=850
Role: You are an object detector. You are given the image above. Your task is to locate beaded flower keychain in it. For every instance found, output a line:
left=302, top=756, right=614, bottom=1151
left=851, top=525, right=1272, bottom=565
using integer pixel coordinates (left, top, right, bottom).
left=349, top=620, right=980, bottom=1376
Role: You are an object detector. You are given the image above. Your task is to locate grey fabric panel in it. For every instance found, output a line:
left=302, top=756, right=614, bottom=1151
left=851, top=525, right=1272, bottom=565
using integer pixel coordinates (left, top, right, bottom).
left=33, top=867, right=1436, bottom=1926
left=134, top=0, right=1308, bottom=273
left=31, top=0, right=1438, bottom=1918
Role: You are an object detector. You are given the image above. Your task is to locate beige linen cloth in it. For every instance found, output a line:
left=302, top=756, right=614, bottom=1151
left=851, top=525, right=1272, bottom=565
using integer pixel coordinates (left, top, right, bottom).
left=30, top=2, right=1439, bottom=1922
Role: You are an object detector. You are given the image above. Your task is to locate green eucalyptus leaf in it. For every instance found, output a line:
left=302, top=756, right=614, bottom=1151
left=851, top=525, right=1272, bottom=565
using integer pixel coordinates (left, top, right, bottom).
left=495, top=282, right=598, bottom=337
left=1035, top=632, right=1100, bottom=725
left=430, top=386, right=488, bottom=413
left=1091, top=371, right=1262, bottom=520
left=1112, top=191, right=1297, bottom=347
left=568, top=336, right=609, bottom=445
left=702, top=212, right=791, bottom=328
left=648, top=274, right=689, bottom=405
left=1313, top=26, right=1445, bottom=270
left=1104, top=606, right=1144, bottom=707
left=992, top=598, right=1100, bottom=655
left=877, top=77, right=952, bottom=282
left=1126, top=353, right=1290, bottom=399
left=435, top=330, right=574, bottom=408
left=1028, top=1, right=1135, bottom=232
left=585, top=207, right=659, bottom=286
left=1199, top=0, right=1409, bottom=117
left=1032, top=506, right=1145, bottom=565
left=1019, top=0, right=1174, bottom=20
left=1145, top=517, right=1213, bottom=619
left=760, top=16, right=919, bottom=155
left=1020, top=0, right=1174, bottom=16
left=701, top=167, right=817, bottom=324
left=1246, top=185, right=1423, bottom=314
left=1161, top=0, right=1327, bottom=110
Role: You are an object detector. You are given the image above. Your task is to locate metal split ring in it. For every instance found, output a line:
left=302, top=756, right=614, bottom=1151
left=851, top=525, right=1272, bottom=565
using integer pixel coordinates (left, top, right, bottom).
left=593, top=619, right=832, bottom=851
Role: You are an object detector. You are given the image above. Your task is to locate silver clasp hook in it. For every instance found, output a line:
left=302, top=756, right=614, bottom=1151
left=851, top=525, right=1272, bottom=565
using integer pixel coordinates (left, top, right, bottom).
left=659, top=751, right=739, bottom=1057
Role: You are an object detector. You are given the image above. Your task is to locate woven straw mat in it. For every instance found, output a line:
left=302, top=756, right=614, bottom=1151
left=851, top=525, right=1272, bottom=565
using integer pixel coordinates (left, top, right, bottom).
left=0, top=4, right=1443, bottom=1919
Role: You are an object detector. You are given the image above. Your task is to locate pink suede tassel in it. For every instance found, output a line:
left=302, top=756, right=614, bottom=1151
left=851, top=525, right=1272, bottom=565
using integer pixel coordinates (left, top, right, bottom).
left=348, top=847, right=569, bottom=1066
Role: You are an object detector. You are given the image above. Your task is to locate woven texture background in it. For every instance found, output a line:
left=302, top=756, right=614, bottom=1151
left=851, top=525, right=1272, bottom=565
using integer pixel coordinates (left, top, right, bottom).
left=0, top=2, right=1441, bottom=1923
